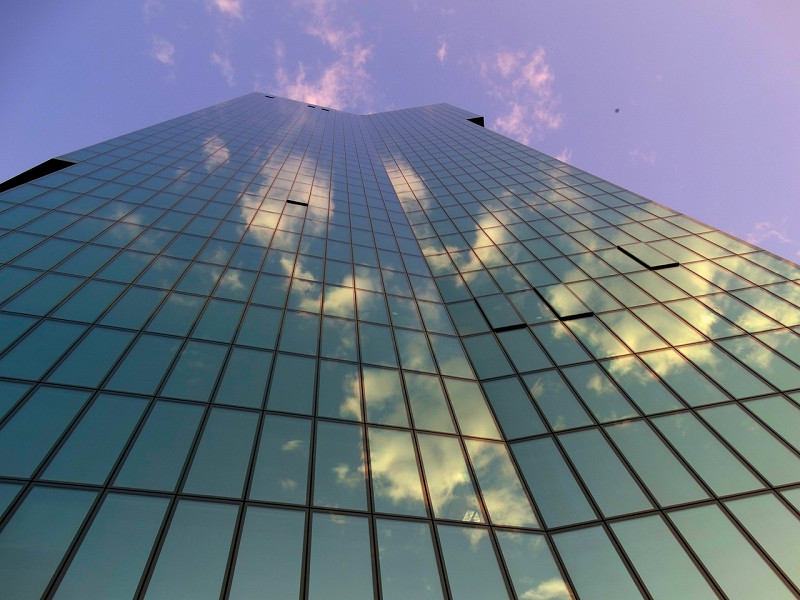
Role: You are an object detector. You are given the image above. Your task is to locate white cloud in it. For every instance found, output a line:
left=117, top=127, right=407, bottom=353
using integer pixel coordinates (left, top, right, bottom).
left=143, top=0, right=163, bottom=22
left=556, top=147, right=573, bottom=163
left=150, top=37, right=175, bottom=67
left=747, top=221, right=791, bottom=245
left=211, top=51, right=235, bottom=86
left=208, top=0, right=243, bottom=19
left=629, top=148, right=657, bottom=166
left=482, top=46, right=563, bottom=144
left=436, top=37, right=448, bottom=63
left=274, top=0, right=373, bottom=110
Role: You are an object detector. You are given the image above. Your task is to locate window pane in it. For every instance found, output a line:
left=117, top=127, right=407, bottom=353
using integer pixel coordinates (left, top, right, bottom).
left=363, top=366, right=409, bottom=427
left=183, top=407, right=259, bottom=498
left=266, top=353, right=315, bottom=415
left=369, top=428, right=426, bottom=516
left=143, top=500, right=238, bottom=600
left=54, top=494, right=168, bottom=600
left=481, top=377, right=547, bottom=439
left=228, top=507, right=305, bottom=600
left=437, top=524, right=511, bottom=600
left=307, top=513, right=374, bottom=600
left=114, top=401, right=204, bottom=492
left=250, top=414, right=311, bottom=504
left=313, top=421, right=368, bottom=510
left=404, top=372, right=456, bottom=433
left=376, top=519, right=444, bottom=600
left=214, top=347, right=272, bottom=408
left=496, top=530, right=572, bottom=600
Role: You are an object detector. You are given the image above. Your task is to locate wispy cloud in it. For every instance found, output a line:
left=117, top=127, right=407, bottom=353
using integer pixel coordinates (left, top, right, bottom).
left=150, top=36, right=175, bottom=67
left=436, top=37, right=448, bottom=63
left=747, top=220, right=791, bottom=246
left=211, top=51, right=235, bottom=86
left=143, top=0, right=163, bottom=22
left=556, top=147, right=573, bottom=163
left=629, top=148, right=656, bottom=166
left=274, top=0, right=373, bottom=110
left=208, top=0, right=244, bottom=19
left=481, top=47, right=563, bottom=144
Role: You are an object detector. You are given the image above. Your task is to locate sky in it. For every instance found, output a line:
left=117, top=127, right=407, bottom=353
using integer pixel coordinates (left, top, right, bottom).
left=2, top=0, right=799, bottom=261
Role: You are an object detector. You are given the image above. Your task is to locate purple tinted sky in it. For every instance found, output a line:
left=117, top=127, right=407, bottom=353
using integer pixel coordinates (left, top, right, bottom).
left=2, top=0, right=799, bottom=260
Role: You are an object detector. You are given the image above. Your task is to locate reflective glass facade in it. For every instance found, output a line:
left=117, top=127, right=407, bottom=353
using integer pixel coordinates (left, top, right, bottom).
left=2, top=93, right=800, bottom=599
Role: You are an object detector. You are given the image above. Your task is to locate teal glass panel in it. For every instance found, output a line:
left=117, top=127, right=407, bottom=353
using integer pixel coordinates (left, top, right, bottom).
left=640, top=348, right=728, bottom=407
left=0, top=313, right=36, bottom=355
left=0, top=486, right=96, bottom=600
left=568, top=279, right=624, bottom=311
left=395, top=328, right=436, bottom=372
left=606, top=421, right=708, bottom=506
left=278, top=310, right=319, bottom=355
left=481, top=377, right=547, bottom=439
left=536, top=283, right=592, bottom=319
left=3, top=272, right=82, bottom=316
left=626, top=270, right=686, bottom=302
left=429, top=333, right=474, bottom=378
left=317, top=360, right=362, bottom=421
left=356, top=288, right=389, bottom=323
left=0, top=320, right=86, bottom=381
left=496, top=530, right=572, bottom=600
left=363, top=366, right=409, bottom=427
left=106, top=334, right=181, bottom=395
left=756, top=329, right=800, bottom=367
left=562, top=363, right=638, bottom=422
left=114, top=401, right=204, bottom=491
left=559, top=429, right=652, bottom=517
left=496, top=327, right=552, bottom=372
left=523, top=370, right=593, bottom=431
left=465, top=439, right=538, bottom=527
left=183, top=407, right=259, bottom=498
left=734, top=287, right=800, bottom=326
left=368, top=427, right=427, bottom=516
left=320, top=316, right=358, bottom=360
left=43, top=393, right=146, bottom=485
left=444, top=378, right=502, bottom=439
left=670, top=504, right=796, bottom=600
left=437, top=524, right=511, bottom=600
left=553, top=525, right=644, bottom=600
left=653, top=412, right=762, bottom=495
left=250, top=414, right=311, bottom=504
left=611, top=515, right=718, bottom=600
left=266, top=353, right=315, bottom=415
left=100, top=286, right=165, bottom=329
left=313, top=421, right=368, bottom=510
left=667, top=297, right=744, bottom=338
left=48, top=327, right=135, bottom=387
left=0, top=482, right=22, bottom=517
left=404, top=372, right=456, bottom=433
left=565, top=316, right=630, bottom=358
left=0, top=381, right=29, bottom=421
left=136, top=256, right=189, bottom=289
left=679, top=343, right=773, bottom=399
left=0, top=387, right=89, bottom=478
left=192, top=298, right=244, bottom=343
left=307, top=513, right=374, bottom=600
left=143, top=500, right=238, bottom=600
left=602, top=355, right=683, bottom=414
left=632, top=304, right=704, bottom=345
left=417, top=433, right=484, bottom=522
left=726, top=493, right=800, bottom=588
left=52, top=280, right=124, bottom=323
left=146, top=292, right=204, bottom=336
left=598, top=310, right=666, bottom=352
left=744, top=396, right=800, bottom=452
left=376, top=519, right=444, bottom=600
left=717, top=336, right=800, bottom=392
left=697, top=293, right=778, bottom=333
left=530, top=321, right=591, bottom=365
left=699, top=403, right=800, bottom=485
left=235, top=304, right=281, bottom=349
left=358, top=322, right=397, bottom=367
left=228, top=507, right=306, bottom=600
left=214, top=347, right=272, bottom=408
left=53, top=494, right=168, bottom=600
left=161, top=341, right=227, bottom=402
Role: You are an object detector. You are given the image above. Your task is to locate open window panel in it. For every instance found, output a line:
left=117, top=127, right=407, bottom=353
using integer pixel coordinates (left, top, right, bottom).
left=618, top=243, right=679, bottom=270
left=535, top=284, right=594, bottom=320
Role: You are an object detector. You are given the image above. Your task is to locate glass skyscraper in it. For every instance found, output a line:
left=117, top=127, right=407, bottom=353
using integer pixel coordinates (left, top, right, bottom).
left=1, top=92, right=800, bottom=599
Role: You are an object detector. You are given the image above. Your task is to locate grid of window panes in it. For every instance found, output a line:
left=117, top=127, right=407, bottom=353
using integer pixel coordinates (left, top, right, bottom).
left=0, top=93, right=799, bottom=599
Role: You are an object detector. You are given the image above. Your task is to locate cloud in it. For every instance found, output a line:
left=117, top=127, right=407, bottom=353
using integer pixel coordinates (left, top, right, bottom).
left=629, top=148, right=656, bottom=166
left=143, top=0, right=163, bottom=22
left=747, top=221, right=791, bottom=245
left=274, top=0, right=373, bottom=110
left=208, top=0, right=243, bottom=19
left=556, top=147, right=573, bottom=163
left=150, top=37, right=175, bottom=67
left=211, top=51, right=235, bottom=86
left=437, top=37, right=448, bottom=63
left=482, top=47, right=563, bottom=144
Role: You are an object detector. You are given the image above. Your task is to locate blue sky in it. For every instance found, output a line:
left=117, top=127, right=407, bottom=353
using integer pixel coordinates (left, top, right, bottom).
left=2, top=0, right=799, bottom=260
